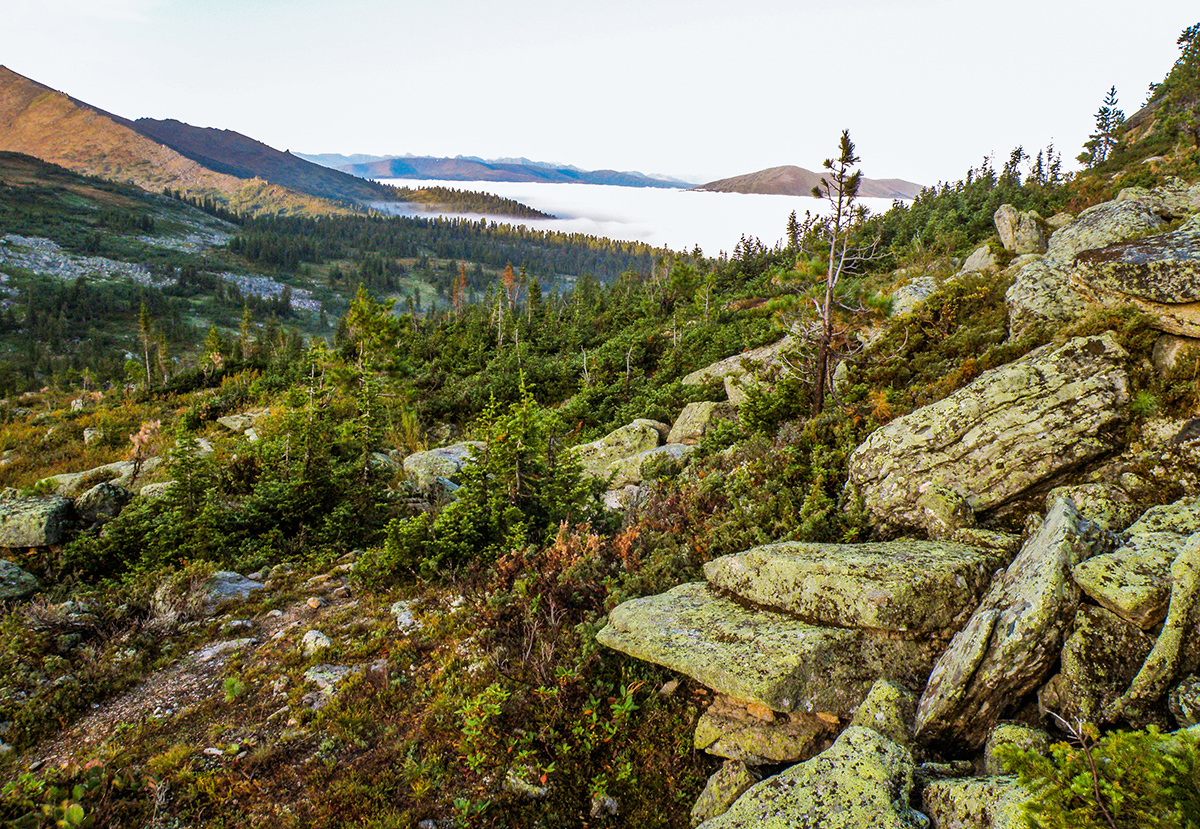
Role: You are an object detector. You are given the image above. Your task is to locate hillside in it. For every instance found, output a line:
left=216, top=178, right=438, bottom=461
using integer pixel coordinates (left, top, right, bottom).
left=0, top=66, right=359, bottom=217
left=696, top=164, right=924, bottom=199
left=334, top=154, right=693, bottom=188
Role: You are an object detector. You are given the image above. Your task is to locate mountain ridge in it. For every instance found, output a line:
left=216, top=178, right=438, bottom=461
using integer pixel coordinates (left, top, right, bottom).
left=326, top=154, right=695, bottom=189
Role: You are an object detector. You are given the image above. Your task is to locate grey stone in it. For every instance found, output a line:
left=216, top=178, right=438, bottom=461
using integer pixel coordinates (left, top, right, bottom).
left=1005, top=260, right=1090, bottom=335
left=390, top=600, right=421, bottom=632
left=691, top=761, right=759, bottom=827
left=848, top=335, right=1129, bottom=533
left=1169, top=674, right=1200, bottom=727
left=203, top=571, right=264, bottom=616
left=683, top=336, right=795, bottom=406
left=0, top=559, right=39, bottom=601
left=668, top=402, right=737, bottom=446
left=696, top=727, right=925, bottom=829
left=915, top=499, right=1106, bottom=748
left=703, top=539, right=1009, bottom=636
left=571, top=422, right=664, bottom=481
left=694, top=702, right=830, bottom=765
left=1045, top=483, right=1140, bottom=532
left=890, top=275, right=940, bottom=318
left=1059, top=605, right=1155, bottom=723
left=606, top=443, right=695, bottom=487
left=995, top=204, right=1048, bottom=255
left=960, top=245, right=998, bottom=273
left=1045, top=199, right=1164, bottom=265
left=0, top=494, right=75, bottom=547
left=75, top=482, right=132, bottom=526
left=597, top=582, right=940, bottom=718
left=303, top=663, right=354, bottom=693
left=402, top=441, right=483, bottom=494
left=1073, top=533, right=1180, bottom=629
left=1153, top=334, right=1200, bottom=373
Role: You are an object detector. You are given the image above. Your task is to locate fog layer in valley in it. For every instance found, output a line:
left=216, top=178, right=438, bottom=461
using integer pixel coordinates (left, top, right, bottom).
left=374, top=178, right=904, bottom=255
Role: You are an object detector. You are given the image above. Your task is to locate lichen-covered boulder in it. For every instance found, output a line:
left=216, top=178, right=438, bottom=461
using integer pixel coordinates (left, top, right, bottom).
left=571, top=421, right=665, bottom=481
left=1045, top=483, right=1141, bottom=531
left=694, top=703, right=830, bottom=765
left=691, top=761, right=760, bottom=827
left=983, top=724, right=1050, bottom=776
left=1045, top=199, right=1165, bottom=265
left=848, top=336, right=1129, bottom=533
left=696, top=727, right=925, bottom=829
left=1126, top=495, right=1200, bottom=536
left=0, top=559, right=39, bottom=601
left=1170, top=674, right=1200, bottom=727
left=75, top=482, right=132, bottom=526
left=920, top=776, right=1029, bottom=829
left=915, top=499, right=1106, bottom=748
left=1005, top=260, right=1090, bottom=335
left=597, top=582, right=940, bottom=718
left=683, top=337, right=794, bottom=406
left=1072, top=533, right=1180, bottom=629
left=606, top=443, right=695, bottom=487
left=1073, top=228, right=1200, bottom=337
left=890, top=274, right=940, bottom=318
left=960, top=245, right=998, bottom=273
left=995, top=204, right=1048, bottom=255
left=668, top=402, right=737, bottom=445
left=1059, top=605, right=1155, bottom=722
left=402, top=441, right=483, bottom=494
left=0, top=494, right=75, bottom=547
left=703, top=539, right=1009, bottom=636
left=848, top=680, right=916, bottom=749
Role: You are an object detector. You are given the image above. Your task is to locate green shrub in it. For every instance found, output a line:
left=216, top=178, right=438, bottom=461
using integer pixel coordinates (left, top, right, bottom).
left=998, top=722, right=1200, bottom=829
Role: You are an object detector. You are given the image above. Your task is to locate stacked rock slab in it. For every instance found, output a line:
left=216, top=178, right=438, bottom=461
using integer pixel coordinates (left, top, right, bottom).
left=847, top=335, right=1129, bottom=533
left=915, top=499, right=1106, bottom=747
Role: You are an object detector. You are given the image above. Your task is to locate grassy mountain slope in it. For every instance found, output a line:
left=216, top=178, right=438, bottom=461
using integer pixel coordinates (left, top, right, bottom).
left=696, top=164, right=924, bottom=199
left=0, top=66, right=355, bottom=217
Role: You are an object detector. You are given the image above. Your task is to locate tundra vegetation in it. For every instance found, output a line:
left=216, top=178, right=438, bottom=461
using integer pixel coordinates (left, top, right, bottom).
left=1, top=22, right=1200, bottom=829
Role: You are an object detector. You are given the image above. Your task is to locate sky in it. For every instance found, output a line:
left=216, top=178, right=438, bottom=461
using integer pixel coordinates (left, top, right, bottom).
left=2, top=0, right=1197, bottom=186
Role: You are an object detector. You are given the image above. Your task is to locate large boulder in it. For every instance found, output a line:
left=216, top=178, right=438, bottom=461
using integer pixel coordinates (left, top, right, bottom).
left=597, top=582, right=940, bottom=718
left=606, top=443, right=695, bottom=488
left=915, top=499, right=1106, bottom=748
left=696, top=726, right=925, bottom=829
left=75, top=482, right=133, bottom=526
left=995, top=204, right=1047, bottom=255
left=960, top=245, right=998, bottom=274
left=889, top=274, right=940, bottom=318
left=1072, top=228, right=1200, bottom=336
left=848, top=335, right=1129, bottom=533
left=0, top=559, right=39, bottom=601
left=1072, top=532, right=1180, bottom=629
left=571, top=421, right=666, bottom=482
left=703, top=539, right=1010, bottom=636
left=668, top=402, right=737, bottom=445
left=402, top=441, right=483, bottom=494
left=1005, top=260, right=1090, bottom=335
left=0, top=494, right=75, bottom=547
left=1045, top=199, right=1165, bottom=266
left=683, top=336, right=794, bottom=406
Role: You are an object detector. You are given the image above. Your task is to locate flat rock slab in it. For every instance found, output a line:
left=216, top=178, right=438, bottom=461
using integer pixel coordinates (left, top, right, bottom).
left=704, top=539, right=1009, bottom=636
left=915, top=499, right=1106, bottom=748
left=1073, top=532, right=1181, bottom=629
left=0, top=495, right=75, bottom=547
left=697, top=726, right=925, bottom=829
left=1074, top=229, right=1200, bottom=303
left=694, top=709, right=829, bottom=765
left=848, top=335, right=1129, bottom=532
left=597, top=582, right=939, bottom=717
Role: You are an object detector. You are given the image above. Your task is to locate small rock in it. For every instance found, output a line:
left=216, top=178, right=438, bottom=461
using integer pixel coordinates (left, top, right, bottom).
left=306, top=597, right=325, bottom=610
left=590, top=795, right=619, bottom=818
left=660, top=678, right=680, bottom=697
left=504, top=767, right=549, bottom=800
left=301, top=630, right=332, bottom=656
left=391, top=600, right=422, bottom=632
left=303, top=664, right=354, bottom=694
left=849, top=679, right=917, bottom=749
left=203, top=747, right=223, bottom=758
left=331, top=586, right=351, bottom=599
left=0, top=559, right=40, bottom=601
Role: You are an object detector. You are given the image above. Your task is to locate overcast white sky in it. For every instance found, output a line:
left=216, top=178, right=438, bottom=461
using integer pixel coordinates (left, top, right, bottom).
left=2, top=0, right=1196, bottom=185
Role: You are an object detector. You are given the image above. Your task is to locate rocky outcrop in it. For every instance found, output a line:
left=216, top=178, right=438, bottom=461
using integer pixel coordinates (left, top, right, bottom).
left=994, top=204, right=1047, bottom=255
left=0, top=558, right=39, bottom=601
left=1073, top=228, right=1200, bottom=337
left=668, top=402, right=737, bottom=445
left=915, top=499, right=1106, bottom=748
left=848, top=335, right=1129, bottom=532
left=571, top=421, right=666, bottom=482
left=697, top=727, right=925, bottom=829
left=402, top=441, right=483, bottom=494
left=703, top=540, right=1009, bottom=636
left=597, top=582, right=940, bottom=718
left=1072, top=534, right=1178, bottom=629
left=889, top=273, right=939, bottom=318
left=0, top=493, right=75, bottom=547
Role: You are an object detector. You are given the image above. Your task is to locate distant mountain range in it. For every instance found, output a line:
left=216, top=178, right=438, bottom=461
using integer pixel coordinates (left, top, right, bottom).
left=299, top=153, right=695, bottom=189
left=695, top=165, right=924, bottom=200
